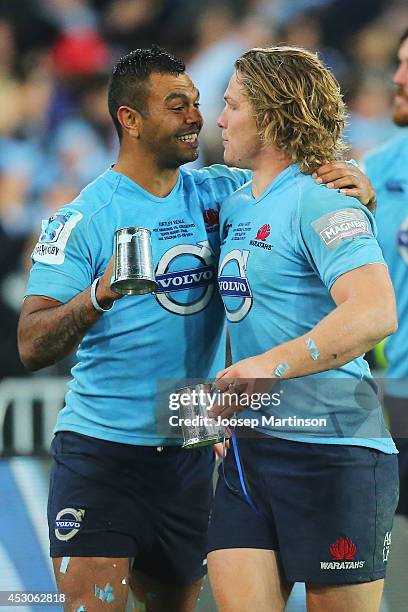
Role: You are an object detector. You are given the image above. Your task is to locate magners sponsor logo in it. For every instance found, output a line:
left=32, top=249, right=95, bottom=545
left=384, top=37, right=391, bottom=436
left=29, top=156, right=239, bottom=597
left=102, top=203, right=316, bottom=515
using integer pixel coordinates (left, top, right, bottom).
left=312, top=208, right=372, bottom=251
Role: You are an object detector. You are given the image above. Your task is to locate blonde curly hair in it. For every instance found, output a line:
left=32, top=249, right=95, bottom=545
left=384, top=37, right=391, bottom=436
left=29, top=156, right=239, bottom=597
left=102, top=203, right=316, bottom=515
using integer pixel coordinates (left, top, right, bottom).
left=235, top=46, right=348, bottom=173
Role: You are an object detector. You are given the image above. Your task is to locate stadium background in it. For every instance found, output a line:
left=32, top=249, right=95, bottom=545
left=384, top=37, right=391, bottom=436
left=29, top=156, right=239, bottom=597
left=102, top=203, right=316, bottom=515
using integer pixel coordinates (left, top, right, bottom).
left=0, top=0, right=407, bottom=610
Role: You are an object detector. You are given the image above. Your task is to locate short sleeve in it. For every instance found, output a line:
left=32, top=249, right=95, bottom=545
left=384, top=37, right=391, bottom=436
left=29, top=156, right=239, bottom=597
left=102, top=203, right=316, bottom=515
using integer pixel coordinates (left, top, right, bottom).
left=26, top=205, right=93, bottom=303
left=296, top=192, right=385, bottom=290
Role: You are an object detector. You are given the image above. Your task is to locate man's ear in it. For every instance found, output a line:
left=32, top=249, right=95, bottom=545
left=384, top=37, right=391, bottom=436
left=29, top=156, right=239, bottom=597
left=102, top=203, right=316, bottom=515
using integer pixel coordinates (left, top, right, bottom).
left=116, top=106, right=143, bottom=138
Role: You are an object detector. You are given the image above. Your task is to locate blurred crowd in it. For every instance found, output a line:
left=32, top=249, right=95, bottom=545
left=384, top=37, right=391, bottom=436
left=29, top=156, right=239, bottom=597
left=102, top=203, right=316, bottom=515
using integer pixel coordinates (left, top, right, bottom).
left=1, top=0, right=407, bottom=378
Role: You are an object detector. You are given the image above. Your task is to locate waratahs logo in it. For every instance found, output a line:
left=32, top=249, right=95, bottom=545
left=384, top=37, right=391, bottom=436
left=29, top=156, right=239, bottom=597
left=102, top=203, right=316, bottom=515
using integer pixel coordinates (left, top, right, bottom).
left=203, top=209, right=219, bottom=227
left=218, top=249, right=253, bottom=323
left=255, top=224, right=270, bottom=241
left=330, top=538, right=356, bottom=561
left=320, top=537, right=365, bottom=570
left=155, top=241, right=216, bottom=315
left=398, top=216, right=408, bottom=265
left=250, top=223, right=273, bottom=250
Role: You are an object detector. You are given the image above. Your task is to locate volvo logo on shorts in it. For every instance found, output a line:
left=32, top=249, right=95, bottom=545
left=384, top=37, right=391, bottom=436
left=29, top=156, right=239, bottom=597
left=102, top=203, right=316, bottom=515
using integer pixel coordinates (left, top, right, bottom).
left=397, top=216, right=408, bottom=265
left=55, top=508, right=85, bottom=542
left=218, top=249, right=253, bottom=322
left=155, top=241, right=216, bottom=315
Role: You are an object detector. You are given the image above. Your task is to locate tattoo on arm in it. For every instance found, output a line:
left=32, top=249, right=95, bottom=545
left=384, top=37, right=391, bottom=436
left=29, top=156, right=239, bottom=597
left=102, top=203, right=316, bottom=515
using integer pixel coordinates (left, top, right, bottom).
left=33, top=304, right=95, bottom=364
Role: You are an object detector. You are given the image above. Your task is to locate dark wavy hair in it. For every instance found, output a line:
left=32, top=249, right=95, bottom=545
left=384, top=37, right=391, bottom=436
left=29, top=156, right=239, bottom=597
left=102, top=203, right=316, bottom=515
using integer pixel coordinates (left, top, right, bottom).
left=108, top=45, right=185, bottom=139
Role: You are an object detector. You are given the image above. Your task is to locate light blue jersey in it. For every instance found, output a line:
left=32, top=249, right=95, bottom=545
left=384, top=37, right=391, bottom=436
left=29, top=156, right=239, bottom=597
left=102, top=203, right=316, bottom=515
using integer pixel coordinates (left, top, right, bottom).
left=218, top=164, right=396, bottom=453
left=27, top=165, right=249, bottom=445
left=363, top=132, right=408, bottom=398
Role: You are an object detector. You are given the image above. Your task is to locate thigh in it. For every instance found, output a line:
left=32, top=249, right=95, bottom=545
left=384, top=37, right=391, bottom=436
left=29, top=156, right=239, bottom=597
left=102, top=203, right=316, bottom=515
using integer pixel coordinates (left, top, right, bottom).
left=133, top=445, right=215, bottom=585
left=129, top=569, right=202, bottom=612
left=208, top=548, right=292, bottom=612
left=53, top=556, right=129, bottom=611
left=306, top=579, right=384, bottom=612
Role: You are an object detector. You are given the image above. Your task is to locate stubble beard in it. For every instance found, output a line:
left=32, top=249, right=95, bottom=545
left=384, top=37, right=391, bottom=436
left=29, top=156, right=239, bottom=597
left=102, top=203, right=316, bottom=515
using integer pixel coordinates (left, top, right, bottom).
left=392, top=92, right=408, bottom=126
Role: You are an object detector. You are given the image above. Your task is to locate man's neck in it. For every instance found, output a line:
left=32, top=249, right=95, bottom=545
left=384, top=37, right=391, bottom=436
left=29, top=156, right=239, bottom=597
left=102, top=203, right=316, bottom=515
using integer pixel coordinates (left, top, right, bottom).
left=113, top=148, right=180, bottom=198
left=251, top=149, right=292, bottom=199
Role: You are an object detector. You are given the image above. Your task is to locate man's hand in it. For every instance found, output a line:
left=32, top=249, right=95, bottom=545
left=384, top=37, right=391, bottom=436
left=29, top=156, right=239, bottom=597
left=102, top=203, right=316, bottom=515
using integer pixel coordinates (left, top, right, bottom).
left=96, top=256, right=124, bottom=309
left=312, top=161, right=376, bottom=212
left=209, top=354, right=274, bottom=419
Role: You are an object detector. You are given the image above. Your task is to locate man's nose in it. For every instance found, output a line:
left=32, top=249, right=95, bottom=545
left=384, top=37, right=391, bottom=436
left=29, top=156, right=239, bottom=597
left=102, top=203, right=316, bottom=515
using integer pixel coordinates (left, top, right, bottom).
left=217, top=110, right=226, bottom=128
left=394, top=64, right=407, bottom=86
left=186, top=106, right=202, bottom=125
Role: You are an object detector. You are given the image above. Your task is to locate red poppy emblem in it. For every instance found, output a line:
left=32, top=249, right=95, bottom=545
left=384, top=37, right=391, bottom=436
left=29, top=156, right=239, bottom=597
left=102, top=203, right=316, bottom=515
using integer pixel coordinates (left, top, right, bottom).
left=255, top=223, right=270, bottom=241
left=330, top=538, right=357, bottom=561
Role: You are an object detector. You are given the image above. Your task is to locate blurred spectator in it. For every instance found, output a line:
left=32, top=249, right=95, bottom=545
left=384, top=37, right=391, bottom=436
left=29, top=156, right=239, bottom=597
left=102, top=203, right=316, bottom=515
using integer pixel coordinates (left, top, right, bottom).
left=48, top=73, right=117, bottom=192
left=254, top=0, right=335, bottom=27
left=278, top=13, right=349, bottom=85
left=0, top=0, right=58, bottom=57
left=40, top=0, right=99, bottom=32
left=101, top=0, right=201, bottom=58
left=345, top=76, right=400, bottom=160
left=52, top=29, right=111, bottom=77
left=319, top=0, right=387, bottom=51
left=188, top=3, right=273, bottom=163
left=0, top=226, right=27, bottom=379
left=351, top=23, right=398, bottom=77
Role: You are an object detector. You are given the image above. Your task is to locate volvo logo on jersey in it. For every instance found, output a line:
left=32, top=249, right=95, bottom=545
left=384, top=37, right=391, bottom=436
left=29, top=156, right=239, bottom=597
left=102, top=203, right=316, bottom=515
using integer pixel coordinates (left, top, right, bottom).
left=218, top=249, right=253, bottom=322
left=155, top=241, right=216, bottom=315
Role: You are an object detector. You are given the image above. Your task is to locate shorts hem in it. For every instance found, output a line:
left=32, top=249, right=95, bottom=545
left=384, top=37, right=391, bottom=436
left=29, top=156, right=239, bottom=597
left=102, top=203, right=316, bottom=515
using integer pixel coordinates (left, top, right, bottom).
left=132, top=565, right=207, bottom=586
left=207, top=542, right=278, bottom=555
left=50, top=548, right=136, bottom=558
left=287, top=571, right=387, bottom=584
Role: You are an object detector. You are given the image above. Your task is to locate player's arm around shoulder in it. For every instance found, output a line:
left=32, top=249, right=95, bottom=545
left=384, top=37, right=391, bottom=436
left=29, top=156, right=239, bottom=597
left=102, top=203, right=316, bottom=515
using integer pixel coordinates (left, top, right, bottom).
left=18, top=204, right=122, bottom=371
left=312, top=160, right=377, bottom=212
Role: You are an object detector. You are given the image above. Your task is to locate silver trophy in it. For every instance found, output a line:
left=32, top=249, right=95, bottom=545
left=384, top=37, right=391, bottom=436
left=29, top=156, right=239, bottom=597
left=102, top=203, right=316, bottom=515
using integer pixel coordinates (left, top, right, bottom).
left=176, top=383, right=226, bottom=449
left=111, top=227, right=157, bottom=295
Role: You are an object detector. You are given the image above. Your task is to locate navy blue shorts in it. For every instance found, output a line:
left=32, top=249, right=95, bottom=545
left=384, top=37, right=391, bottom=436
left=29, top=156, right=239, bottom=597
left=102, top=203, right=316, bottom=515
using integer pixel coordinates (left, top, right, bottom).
left=48, top=431, right=214, bottom=585
left=207, top=429, right=399, bottom=584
